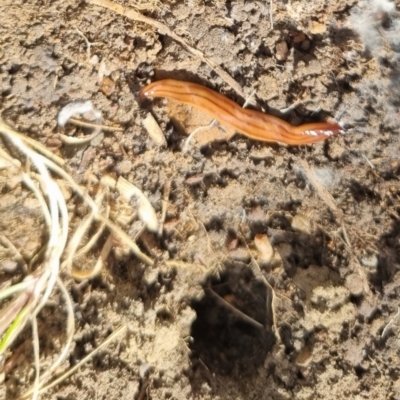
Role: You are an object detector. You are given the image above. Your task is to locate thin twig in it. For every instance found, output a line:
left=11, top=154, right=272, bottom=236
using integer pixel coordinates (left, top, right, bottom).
left=239, top=226, right=280, bottom=341
left=205, top=287, right=264, bottom=330
left=19, top=326, right=127, bottom=400
left=299, top=159, right=343, bottom=222
left=71, top=234, right=113, bottom=281
left=269, top=0, right=274, bottom=30
left=87, top=0, right=248, bottom=100
left=31, top=317, right=40, bottom=400
left=242, top=90, right=257, bottom=109
left=0, top=232, right=28, bottom=274
left=381, top=307, right=400, bottom=339
left=159, top=181, right=171, bottom=237
left=35, top=277, right=75, bottom=387
left=0, top=119, right=65, bottom=167
left=182, top=120, right=219, bottom=153
left=59, top=131, right=102, bottom=145
left=68, top=118, right=124, bottom=132
left=31, top=152, right=153, bottom=265
left=75, top=28, right=93, bottom=59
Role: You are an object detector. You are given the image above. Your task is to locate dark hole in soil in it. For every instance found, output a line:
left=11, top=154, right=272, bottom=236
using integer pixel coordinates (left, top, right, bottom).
left=189, top=263, right=276, bottom=378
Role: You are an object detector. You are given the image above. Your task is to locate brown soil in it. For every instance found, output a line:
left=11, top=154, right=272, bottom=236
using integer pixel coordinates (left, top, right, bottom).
left=1, top=0, right=400, bottom=399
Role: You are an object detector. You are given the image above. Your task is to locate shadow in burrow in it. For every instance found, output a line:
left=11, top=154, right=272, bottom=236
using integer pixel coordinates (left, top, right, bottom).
left=375, top=218, right=400, bottom=288
left=188, top=211, right=349, bottom=391
left=189, top=261, right=276, bottom=385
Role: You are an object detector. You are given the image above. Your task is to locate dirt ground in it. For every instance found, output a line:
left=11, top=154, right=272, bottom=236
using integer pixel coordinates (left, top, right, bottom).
left=1, top=0, right=400, bottom=399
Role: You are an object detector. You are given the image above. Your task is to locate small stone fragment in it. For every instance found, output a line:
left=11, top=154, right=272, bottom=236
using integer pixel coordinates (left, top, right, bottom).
left=345, top=273, right=364, bottom=297
left=247, top=206, right=266, bottom=223
left=143, top=267, right=159, bottom=287
left=328, top=142, right=346, bottom=160
left=254, top=234, right=274, bottom=265
left=310, top=286, right=349, bottom=310
left=89, top=55, right=99, bottom=65
left=139, top=363, right=153, bottom=378
left=0, top=259, right=19, bottom=273
left=249, top=147, right=274, bottom=161
left=359, top=299, right=377, bottom=320
left=296, top=345, right=312, bottom=366
left=275, top=41, right=289, bottom=61
left=116, top=160, right=133, bottom=175
left=229, top=247, right=251, bottom=263
left=344, top=341, right=364, bottom=367
left=310, top=21, right=326, bottom=34
left=185, top=174, right=204, bottom=186
left=292, top=32, right=306, bottom=43
left=291, top=214, right=311, bottom=234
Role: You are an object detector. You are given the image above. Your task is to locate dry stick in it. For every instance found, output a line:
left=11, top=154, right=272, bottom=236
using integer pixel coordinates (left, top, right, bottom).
left=68, top=118, right=124, bottom=132
left=205, top=287, right=264, bottom=330
left=31, top=317, right=40, bottom=400
left=59, top=131, right=102, bottom=145
left=269, top=0, right=274, bottom=30
left=0, top=119, right=64, bottom=167
left=86, top=0, right=247, bottom=100
left=75, top=28, right=93, bottom=59
left=0, top=232, right=28, bottom=274
left=300, top=159, right=376, bottom=304
left=381, top=307, right=400, bottom=339
left=239, top=227, right=280, bottom=341
left=158, top=180, right=171, bottom=237
left=63, top=188, right=107, bottom=275
left=19, top=326, right=127, bottom=400
left=71, top=234, right=114, bottom=281
left=299, top=159, right=343, bottom=222
left=73, top=220, right=108, bottom=259
left=33, top=153, right=153, bottom=266
left=35, top=277, right=75, bottom=388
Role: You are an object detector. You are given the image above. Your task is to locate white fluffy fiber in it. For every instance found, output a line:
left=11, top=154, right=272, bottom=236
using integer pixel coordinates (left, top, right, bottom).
left=349, top=0, right=398, bottom=53
left=57, top=101, right=101, bottom=127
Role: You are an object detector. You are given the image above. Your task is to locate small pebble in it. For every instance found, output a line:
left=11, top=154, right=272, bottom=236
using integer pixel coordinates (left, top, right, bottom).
left=254, top=234, right=274, bottom=265
left=291, top=214, right=311, bottom=234
left=139, top=363, right=153, bottom=379
left=100, top=76, right=115, bottom=97
left=247, top=206, right=266, bottom=223
left=116, top=160, right=133, bottom=174
left=275, top=41, right=289, bottom=61
left=345, top=273, right=364, bottom=297
left=328, top=142, right=346, bottom=160
left=143, top=268, right=159, bottom=287
left=359, top=300, right=377, bottom=319
left=229, top=247, right=251, bottom=263
left=292, top=32, right=306, bottom=43
left=0, top=259, right=19, bottom=273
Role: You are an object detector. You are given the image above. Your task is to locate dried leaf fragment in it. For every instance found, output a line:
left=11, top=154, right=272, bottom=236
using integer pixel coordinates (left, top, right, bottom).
left=310, top=21, right=326, bottom=34
left=100, top=76, right=115, bottom=96
left=117, top=177, right=159, bottom=233
left=291, top=214, right=311, bottom=234
left=254, top=234, right=274, bottom=265
left=142, top=113, right=167, bottom=147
